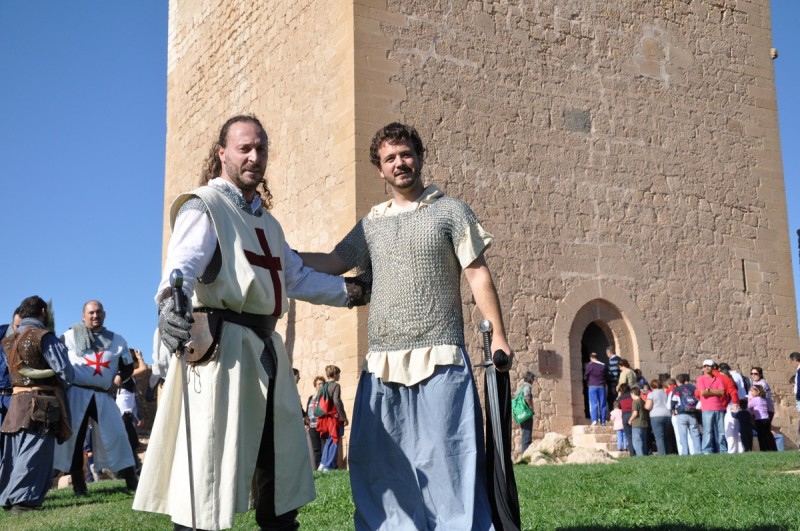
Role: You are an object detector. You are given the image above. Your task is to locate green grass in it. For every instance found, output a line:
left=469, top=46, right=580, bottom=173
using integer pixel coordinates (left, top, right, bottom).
left=2, top=452, right=799, bottom=530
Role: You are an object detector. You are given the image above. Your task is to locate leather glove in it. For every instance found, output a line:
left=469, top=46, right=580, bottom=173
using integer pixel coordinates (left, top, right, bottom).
left=158, top=296, right=192, bottom=352
left=345, top=277, right=372, bottom=308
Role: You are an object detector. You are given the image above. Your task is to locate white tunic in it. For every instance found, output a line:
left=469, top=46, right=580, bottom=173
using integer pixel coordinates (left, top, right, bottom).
left=54, top=330, right=135, bottom=473
left=134, top=181, right=346, bottom=530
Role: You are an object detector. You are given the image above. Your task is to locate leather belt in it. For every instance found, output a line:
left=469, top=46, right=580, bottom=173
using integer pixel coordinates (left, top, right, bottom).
left=75, top=384, right=108, bottom=393
left=13, top=385, right=56, bottom=394
left=196, top=307, right=278, bottom=339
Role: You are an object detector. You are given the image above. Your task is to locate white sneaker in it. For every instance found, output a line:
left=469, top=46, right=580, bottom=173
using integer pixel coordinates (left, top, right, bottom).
left=591, top=421, right=598, bottom=426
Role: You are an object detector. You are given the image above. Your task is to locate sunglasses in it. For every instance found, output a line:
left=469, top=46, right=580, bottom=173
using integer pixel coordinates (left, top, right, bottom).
left=751, top=372, right=760, bottom=375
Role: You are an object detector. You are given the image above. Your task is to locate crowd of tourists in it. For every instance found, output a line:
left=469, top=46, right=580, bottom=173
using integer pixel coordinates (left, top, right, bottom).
left=580, top=348, right=799, bottom=456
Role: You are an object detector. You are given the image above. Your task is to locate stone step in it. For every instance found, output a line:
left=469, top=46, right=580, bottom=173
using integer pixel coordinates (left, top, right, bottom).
left=571, top=424, right=622, bottom=454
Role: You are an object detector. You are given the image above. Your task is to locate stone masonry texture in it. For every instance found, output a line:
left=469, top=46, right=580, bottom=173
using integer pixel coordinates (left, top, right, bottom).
left=163, top=0, right=800, bottom=451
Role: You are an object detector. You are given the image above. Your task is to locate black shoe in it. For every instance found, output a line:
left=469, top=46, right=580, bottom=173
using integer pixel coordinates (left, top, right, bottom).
left=173, top=522, right=211, bottom=531
left=72, top=473, right=88, bottom=497
left=118, top=466, right=138, bottom=491
left=8, top=504, right=36, bottom=515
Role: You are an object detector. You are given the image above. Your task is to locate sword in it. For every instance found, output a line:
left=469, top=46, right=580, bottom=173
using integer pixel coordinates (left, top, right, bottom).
left=480, top=319, right=505, bottom=477
left=479, top=319, right=521, bottom=530
left=170, top=269, right=197, bottom=531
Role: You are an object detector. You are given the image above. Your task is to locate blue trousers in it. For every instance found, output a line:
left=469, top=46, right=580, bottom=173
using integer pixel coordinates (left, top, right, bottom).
left=701, top=410, right=727, bottom=454
left=320, top=426, right=343, bottom=470
left=349, top=351, right=493, bottom=531
left=616, top=429, right=626, bottom=451
left=588, top=386, right=607, bottom=424
left=632, top=427, right=650, bottom=457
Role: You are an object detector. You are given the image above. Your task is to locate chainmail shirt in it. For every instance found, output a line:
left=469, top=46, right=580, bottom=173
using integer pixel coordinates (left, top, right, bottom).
left=335, top=192, right=486, bottom=352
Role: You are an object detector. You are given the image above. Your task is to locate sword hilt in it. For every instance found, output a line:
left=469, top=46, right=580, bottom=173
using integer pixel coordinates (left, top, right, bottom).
left=170, top=269, right=188, bottom=316
left=169, top=269, right=190, bottom=355
left=479, top=319, right=493, bottom=365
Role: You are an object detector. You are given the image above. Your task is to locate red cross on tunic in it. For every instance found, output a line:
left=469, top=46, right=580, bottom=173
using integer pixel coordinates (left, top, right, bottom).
left=244, top=227, right=283, bottom=316
left=85, top=351, right=111, bottom=376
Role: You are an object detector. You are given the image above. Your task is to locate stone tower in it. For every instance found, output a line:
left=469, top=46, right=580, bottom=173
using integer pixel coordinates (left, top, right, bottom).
left=163, top=0, right=799, bottom=445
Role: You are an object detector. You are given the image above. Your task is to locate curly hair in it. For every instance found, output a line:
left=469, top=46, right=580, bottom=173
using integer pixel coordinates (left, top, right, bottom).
left=368, top=122, right=426, bottom=167
left=200, top=114, right=273, bottom=209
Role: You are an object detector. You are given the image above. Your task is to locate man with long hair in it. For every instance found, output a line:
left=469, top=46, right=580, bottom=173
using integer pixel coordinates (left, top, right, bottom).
left=0, top=296, right=74, bottom=513
left=134, top=115, right=366, bottom=531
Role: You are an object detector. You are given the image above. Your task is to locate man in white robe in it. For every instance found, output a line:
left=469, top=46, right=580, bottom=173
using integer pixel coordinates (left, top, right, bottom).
left=133, top=115, right=364, bottom=531
left=55, top=300, right=138, bottom=495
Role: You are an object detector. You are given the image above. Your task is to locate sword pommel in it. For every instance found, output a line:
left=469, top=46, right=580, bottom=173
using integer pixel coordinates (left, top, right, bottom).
left=479, top=319, right=493, bottom=334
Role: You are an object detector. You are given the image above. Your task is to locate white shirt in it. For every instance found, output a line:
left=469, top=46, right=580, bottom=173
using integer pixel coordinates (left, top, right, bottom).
left=156, top=178, right=348, bottom=307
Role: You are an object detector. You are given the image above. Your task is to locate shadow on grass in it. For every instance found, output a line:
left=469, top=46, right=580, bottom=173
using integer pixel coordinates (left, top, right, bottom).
left=44, top=481, right=135, bottom=509
left=557, top=526, right=787, bottom=531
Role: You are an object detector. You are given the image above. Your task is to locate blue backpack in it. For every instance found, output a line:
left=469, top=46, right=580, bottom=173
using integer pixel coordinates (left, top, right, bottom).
left=676, top=384, right=699, bottom=413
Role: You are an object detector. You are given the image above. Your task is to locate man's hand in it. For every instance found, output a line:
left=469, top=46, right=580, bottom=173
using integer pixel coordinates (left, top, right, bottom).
left=491, top=337, right=513, bottom=372
left=158, top=296, right=192, bottom=352
left=345, top=277, right=371, bottom=308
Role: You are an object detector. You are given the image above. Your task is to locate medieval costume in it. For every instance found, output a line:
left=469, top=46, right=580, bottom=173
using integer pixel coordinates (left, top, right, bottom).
left=0, top=318, right=74, bottom=510
left=54, top=324, right=137, bottom=491
left=133, top=179, right=349, bottom=530
left=0, top=323, right=12, bottom=453
left=336, top=185, right=496, bottom=530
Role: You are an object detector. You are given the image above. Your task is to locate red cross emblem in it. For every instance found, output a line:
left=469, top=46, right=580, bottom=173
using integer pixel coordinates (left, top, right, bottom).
left=85, top=351, right=111, bottom=376
left=244, top=228, right=283, bottom=316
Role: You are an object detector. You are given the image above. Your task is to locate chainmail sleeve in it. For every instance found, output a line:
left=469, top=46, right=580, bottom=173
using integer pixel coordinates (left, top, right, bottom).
left=176, top=196, right=208, bottom=217
left=174, top=196, right=222, bottom=284
left=438, top=198, right=489, bottom=268
left=333, top=219, right=372, bottom=281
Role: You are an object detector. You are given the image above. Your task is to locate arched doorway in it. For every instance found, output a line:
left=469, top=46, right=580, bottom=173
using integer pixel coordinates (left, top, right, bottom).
left=580, top=322, right=613, bottom=419
left=566, top=297, right=646, bottom=427
left=547, top=280, right=656, bottom=434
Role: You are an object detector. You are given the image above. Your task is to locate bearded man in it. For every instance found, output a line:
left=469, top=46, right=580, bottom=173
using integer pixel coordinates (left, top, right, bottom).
left=133, top=114, right=364, bottom=531
left=54, top=300, right=138, bottom=495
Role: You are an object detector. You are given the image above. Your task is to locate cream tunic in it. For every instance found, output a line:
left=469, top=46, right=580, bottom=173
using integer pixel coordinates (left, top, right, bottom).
left=133, top=185, right=315, bottom=530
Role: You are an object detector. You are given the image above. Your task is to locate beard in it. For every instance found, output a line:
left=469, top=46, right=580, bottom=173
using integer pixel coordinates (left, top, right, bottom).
left=224, top=160, right=265, bottom=195
left=388, top=166, right=420, bottom=189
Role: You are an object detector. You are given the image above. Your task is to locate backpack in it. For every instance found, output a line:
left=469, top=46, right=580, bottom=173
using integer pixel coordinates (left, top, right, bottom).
left=313, top=382, right=337, bottom=418
left=676, top=384, right=699, bottom=414
left=512, top=388, right=533, bottom=424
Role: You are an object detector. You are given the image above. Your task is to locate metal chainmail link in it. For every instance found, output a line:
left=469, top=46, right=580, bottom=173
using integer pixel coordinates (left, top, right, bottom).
left=333, top=222, right=372, bottom=282
left=336, top=196, right=480, bottom=351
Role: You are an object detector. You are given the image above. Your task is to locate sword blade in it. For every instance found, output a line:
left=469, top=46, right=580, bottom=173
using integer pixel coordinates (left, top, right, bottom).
left=180, top=355, right=197, bottom=531
left=171, top=269, right=197, bottom=531
left=484, top=361, right=506, bottom=477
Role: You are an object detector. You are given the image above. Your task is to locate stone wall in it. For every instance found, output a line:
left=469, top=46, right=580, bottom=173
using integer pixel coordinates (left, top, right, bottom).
left=164, top=0, right=800, bottom=447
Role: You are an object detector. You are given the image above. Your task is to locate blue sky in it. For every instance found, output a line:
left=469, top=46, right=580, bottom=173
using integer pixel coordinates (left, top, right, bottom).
left=0, top=2, right=167, bottom=358
left=0, top=2, right=798, bottom=365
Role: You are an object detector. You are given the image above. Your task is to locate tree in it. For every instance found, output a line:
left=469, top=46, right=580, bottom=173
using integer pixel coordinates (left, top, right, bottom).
left=46, top=299, right=56, bottom=333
